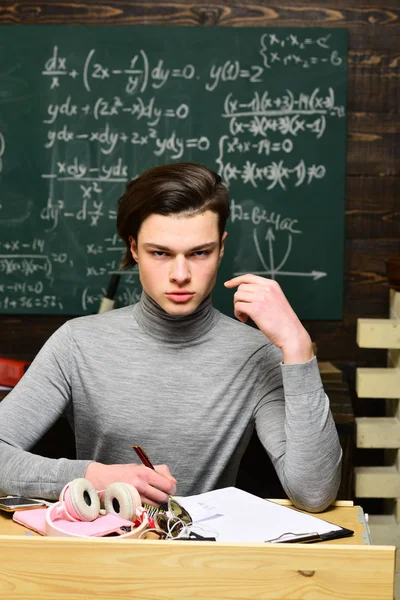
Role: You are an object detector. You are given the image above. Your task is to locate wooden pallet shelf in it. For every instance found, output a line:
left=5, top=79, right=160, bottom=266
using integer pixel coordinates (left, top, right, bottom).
left=357, top=318, right=400, bottom=349
left=355, top=289, right=400, bottom=530
left=355, top=466, right=400, bottom=498
left=356, top=367, right=400, bottom=398
left=357, top=417, right=400, bottom=449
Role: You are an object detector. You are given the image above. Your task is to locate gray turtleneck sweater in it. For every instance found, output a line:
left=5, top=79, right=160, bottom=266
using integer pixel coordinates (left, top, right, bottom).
left=0, top=293, right=342, bottom=511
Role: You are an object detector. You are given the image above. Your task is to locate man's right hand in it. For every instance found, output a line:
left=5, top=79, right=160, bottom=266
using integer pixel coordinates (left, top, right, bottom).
left=85, top=462, right=177, bottom=506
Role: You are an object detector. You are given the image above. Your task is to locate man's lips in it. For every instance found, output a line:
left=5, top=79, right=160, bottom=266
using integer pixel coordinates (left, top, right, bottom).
left=166, top=292, right=195, bottom=302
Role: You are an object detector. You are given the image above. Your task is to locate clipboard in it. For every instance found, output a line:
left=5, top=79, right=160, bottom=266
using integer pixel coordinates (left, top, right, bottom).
left=175, top=487, right=354, bottom=544
left=264, top=524, right=354, bottom=544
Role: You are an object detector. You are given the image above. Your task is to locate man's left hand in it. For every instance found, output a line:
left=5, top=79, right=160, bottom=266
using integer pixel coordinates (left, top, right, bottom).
left=224, top=274, right=313, bottom=364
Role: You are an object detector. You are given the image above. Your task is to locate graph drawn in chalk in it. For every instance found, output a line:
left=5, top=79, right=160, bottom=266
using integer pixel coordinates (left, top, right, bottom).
left=234, top=228, right=327, bottom=281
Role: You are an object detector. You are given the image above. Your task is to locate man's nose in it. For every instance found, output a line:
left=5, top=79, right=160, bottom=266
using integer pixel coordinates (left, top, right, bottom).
left=170, top=256, right=191, bottom=284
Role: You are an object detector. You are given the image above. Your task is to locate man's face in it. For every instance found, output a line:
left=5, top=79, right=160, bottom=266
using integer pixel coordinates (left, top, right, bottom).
left=129, top=210, right=227, bottom=315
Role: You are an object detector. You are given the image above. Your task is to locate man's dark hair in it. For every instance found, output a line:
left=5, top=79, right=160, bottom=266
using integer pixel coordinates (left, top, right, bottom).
left=117, top=162, right=230, bottom=269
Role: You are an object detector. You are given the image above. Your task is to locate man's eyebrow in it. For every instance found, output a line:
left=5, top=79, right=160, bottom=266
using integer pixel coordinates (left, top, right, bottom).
left=143, top=242, right=218, bottom=252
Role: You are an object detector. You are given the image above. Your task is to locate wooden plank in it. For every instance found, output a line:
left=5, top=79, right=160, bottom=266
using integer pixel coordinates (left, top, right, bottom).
left=348, top=50, right=400, bottom=114
left=396, top=497, right=400, bottom=524
left=343, top=240, right=400, bottom=328
left=0, top=2, right=398, bottom=50
left=355, top=465, right=400, bottom=497
left=345, top=176, right=400, bottom=240
left=318, top=361, right=343, bottom=382
left=305, top=240, right=400, bottom=364
left=357, top=367, right=400, bottom=398
left=324, top=381, right=354, bottom=424
left=0, top=534, right=395, bottom=600
left=346, top=113, right=400, bottom=176
left=391, top=290, right=400, bottom=320
left=347, top=239, right=400, bottom=277
left=356, top=416, right=400, bottom=448
left=357, top=318, right=400, bottom=349
left=389, top=350, right=400, bottom=369
left=0, top=314, right=69, bottom=361
left=349, top=112, right=400, bottom=136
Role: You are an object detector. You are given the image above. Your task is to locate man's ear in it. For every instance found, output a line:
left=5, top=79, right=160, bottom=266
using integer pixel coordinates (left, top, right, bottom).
left=219, top=231, right=228, bottom=263
left=128, top=236, right=138, bottom=262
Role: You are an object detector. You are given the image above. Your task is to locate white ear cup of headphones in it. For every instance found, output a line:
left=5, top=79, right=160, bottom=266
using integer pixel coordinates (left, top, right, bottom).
left=45, top=478, right=147, bottom=538
left=103, top=482, right=142, bottom=521
left=63, top=477, right=100, bottom=521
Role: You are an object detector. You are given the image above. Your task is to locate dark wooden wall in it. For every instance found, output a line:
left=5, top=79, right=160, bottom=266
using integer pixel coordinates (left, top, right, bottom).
left=0, top=0, right=399, bottom=372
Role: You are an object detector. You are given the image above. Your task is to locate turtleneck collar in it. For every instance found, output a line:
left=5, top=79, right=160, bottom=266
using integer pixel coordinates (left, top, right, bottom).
left=133, top=291, right=219, bottom=343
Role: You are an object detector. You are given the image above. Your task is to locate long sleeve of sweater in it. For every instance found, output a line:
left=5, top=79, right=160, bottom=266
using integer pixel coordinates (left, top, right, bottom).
left=0, top=325, right=91, bottom=499
left=255, top=354, right=342, bottom=512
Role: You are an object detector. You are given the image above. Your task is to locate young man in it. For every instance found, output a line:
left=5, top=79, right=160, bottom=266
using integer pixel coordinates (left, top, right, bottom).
left=0, top=162, right=341, bottom=511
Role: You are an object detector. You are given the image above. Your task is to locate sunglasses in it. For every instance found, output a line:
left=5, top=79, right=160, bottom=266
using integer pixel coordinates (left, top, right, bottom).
left=152, top=511, right=187, bottom=539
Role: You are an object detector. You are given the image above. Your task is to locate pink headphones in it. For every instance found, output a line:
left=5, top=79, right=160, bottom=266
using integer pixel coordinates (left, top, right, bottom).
left=45, top=478, right=148, bottom=538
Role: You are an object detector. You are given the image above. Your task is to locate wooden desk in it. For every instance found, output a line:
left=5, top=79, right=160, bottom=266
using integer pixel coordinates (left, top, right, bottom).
left=0, top=503, right=395, bottom=600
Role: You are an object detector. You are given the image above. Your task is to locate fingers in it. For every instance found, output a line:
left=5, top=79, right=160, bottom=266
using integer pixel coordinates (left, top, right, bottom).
left=143, top=466, right=176, bottom=492
left=224, top=274, right=265, bottom=288
left=130, top=465, right=177, bottom=506
left=84, top=462, right=177, bottom=508
left=233, top=290, right=255, bottom=304
left=155, top=464, right=177, bottom=484
left=225, top=276, right=282, bottom=297
left=231, top=285, right=268, bottom=323
left=147, top=468, right=176, bottom=494
left=234, top=308, right=248, bottom=323
left=140, top=487, right=170, bottom=507
left=232, top=283, right=260, bottom=293
left=233, top=294, right=252, bottom=323
left=140, top=493, right=168, bottom=507
left=143, top=468, right=176, bottom=506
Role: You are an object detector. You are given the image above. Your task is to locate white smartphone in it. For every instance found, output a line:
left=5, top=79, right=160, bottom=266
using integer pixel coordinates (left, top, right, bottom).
left=0, top=496, right=46, bottom=512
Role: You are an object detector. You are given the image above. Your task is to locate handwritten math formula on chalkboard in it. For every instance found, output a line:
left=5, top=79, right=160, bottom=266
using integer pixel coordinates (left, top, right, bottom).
left=0, top=26, right=347, bottom=318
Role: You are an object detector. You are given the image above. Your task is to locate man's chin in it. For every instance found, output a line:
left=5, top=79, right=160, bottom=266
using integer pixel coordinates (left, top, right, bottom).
left=162, top=298, right=199, bottom=316
left=164, top=305, right=197, bottom=316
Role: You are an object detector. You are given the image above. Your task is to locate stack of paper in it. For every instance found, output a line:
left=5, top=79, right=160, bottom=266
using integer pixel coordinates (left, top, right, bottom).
left=175, top=487, right=351, bottom=543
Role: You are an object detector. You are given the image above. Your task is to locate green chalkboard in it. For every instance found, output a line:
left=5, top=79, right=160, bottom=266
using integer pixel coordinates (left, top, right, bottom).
left=0, top=25, right=348, bottom=319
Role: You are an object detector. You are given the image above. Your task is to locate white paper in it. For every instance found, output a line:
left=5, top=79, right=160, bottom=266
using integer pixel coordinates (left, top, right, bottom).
left=174, top=495, right=222, bottom=522
left=176, top=487, right=343, bottom=543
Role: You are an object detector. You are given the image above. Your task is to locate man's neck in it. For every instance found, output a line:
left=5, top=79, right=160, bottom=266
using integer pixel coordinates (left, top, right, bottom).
left=133, top=291, right=218, bottom=343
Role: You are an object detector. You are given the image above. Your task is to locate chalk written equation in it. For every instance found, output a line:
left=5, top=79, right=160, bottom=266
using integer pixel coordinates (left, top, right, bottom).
left=0, top=238, right=60, bottom=311
left=41, top=32, right=343, bottom=92
left=0, top=236, right=140, bottom=312
left=0, top=26, right=347, bottom=316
